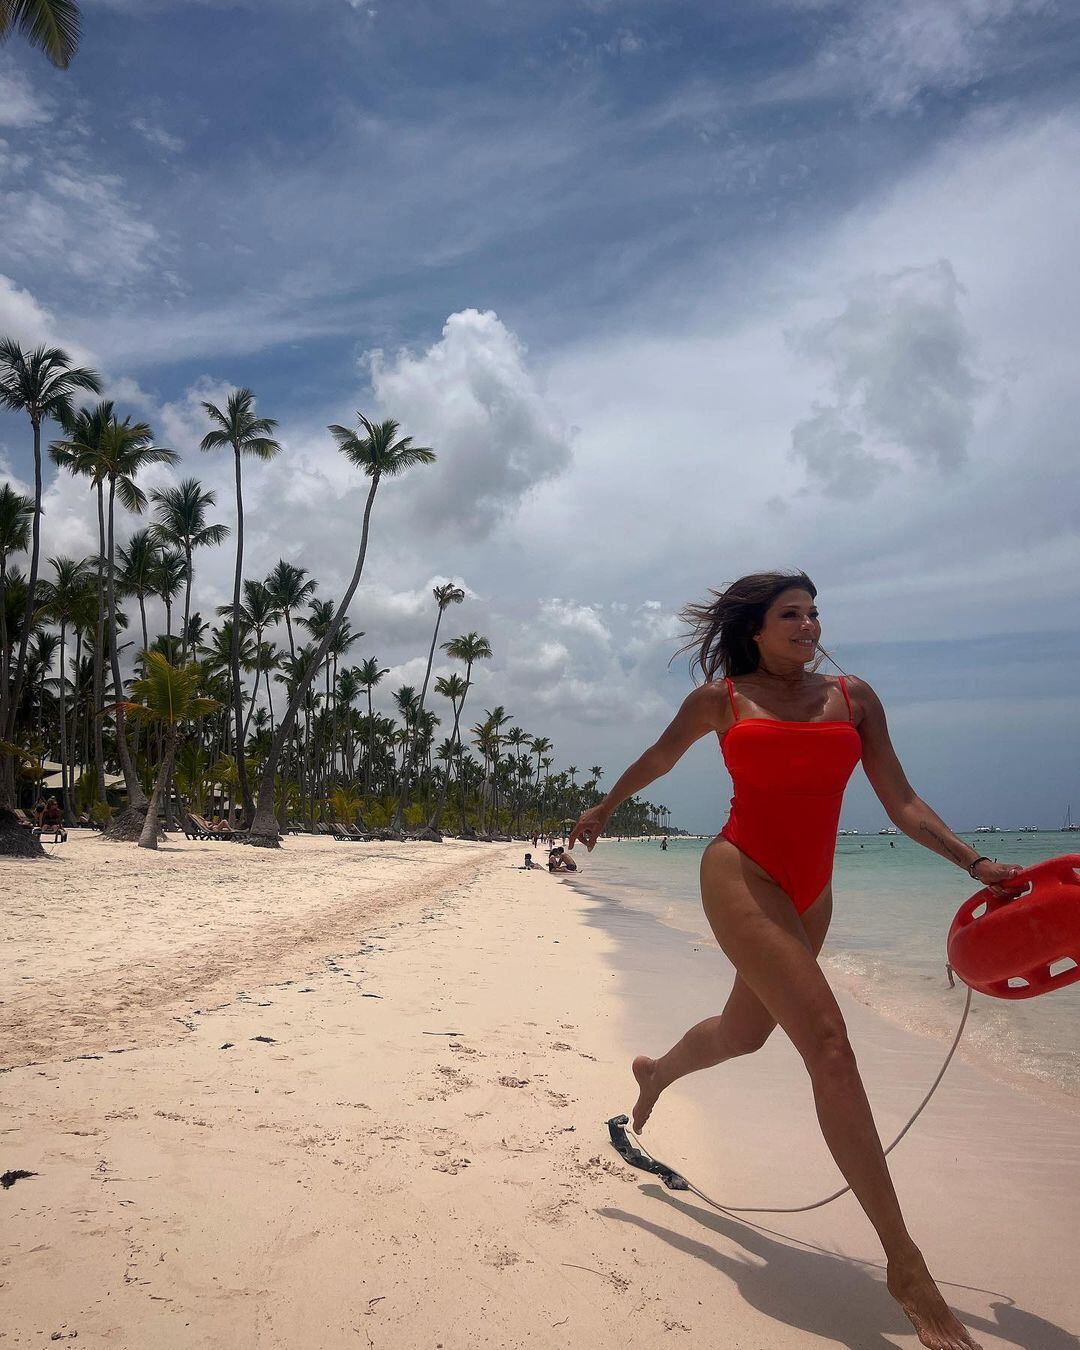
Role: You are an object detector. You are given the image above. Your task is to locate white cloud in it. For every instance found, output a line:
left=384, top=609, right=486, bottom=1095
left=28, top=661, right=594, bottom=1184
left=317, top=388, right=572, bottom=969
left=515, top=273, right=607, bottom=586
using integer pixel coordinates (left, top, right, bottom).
left=762, top=0, right=1052, bottom=114
left=0, top=56, right=52, bottom=128
left=0, top=272, right=60, bottom=347
left=131, top=118, right=184, bottom=155
left=1, top=163, right=162, bottom=286
left=156, top=376, right=239, bottom=455
left=538, top=599, right=612, bottom=644
left=787, top=260, right=981, bottom=496
left=367, top=309, right=573, bottom=536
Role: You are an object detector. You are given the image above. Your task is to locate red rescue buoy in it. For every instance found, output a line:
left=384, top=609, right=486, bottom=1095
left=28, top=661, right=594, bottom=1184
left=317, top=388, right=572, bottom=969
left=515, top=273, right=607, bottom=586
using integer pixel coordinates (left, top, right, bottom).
left=947, top=854, right=1080, bottom=1000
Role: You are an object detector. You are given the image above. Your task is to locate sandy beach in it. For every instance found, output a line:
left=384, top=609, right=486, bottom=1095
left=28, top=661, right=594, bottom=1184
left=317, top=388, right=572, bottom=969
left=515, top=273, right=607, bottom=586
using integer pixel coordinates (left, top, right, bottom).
left=2, top=834, right=1078, bottom=1349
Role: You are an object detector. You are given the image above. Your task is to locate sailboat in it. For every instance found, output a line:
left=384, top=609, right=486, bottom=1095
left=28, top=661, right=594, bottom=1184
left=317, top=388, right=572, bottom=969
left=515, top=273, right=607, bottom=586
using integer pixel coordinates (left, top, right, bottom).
left=1064, top=805, right=1079, bottom=833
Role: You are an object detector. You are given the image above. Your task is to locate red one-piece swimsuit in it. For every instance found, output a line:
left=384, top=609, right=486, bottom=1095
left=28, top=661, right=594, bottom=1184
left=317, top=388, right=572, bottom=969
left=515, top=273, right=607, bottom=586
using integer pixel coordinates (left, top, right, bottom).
left=719, top=675, right=863, bottom=914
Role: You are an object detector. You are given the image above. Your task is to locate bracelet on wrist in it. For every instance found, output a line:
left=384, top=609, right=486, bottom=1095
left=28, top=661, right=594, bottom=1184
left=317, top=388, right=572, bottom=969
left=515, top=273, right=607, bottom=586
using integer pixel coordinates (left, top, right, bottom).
left=967, top=855, right=991, bottom=879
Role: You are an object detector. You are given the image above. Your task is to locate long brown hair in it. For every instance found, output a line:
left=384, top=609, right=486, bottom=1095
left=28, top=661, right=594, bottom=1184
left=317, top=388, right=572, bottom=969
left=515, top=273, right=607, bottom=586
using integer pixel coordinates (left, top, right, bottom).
left=676, top=570, right=822, bottom=682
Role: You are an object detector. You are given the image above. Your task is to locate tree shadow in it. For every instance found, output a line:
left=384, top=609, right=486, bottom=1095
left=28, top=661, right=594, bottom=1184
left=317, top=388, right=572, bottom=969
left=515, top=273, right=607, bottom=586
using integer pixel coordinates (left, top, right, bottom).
left=599, top=1187, right=1077, bottom=1350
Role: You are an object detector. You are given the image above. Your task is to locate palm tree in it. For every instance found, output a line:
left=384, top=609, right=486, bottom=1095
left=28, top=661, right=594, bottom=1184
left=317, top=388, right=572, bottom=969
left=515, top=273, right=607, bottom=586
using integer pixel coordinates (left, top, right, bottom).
left=49, top=401, right=110, bottom=803
left=50, top=401, right=177, bottom=820
left=438, top=631, right=491, bottom=832
left=531, top=735, right=552, bottom=788
left=117, top=652, right=218, bottom=849
left=154, top=549, right=187, bottom=642
left=355, top=655, right=389, bottom=795
left=428, top=671, right=467, bottom=831
left=0, top=0, right=81, bottom=68
left=116, top=528, right=161, bottom=656
left=149, top=478, right=228, bottom=660
left=264, top=560, right=316, bottom=661
left=39, top=553, right=90, bottom=820
left=0, top=483, right=33, bottom=781
left=0, top=340, right=101, bottom=826
left=392, top=581, right=465, bottom=830
left=248, top=414, right=434, bottom=846
left=200, top=388, right=280, bottom=821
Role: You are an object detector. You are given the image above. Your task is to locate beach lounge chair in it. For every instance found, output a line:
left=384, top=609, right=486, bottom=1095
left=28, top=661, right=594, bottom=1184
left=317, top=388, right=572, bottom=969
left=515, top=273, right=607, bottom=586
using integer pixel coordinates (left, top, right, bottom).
left=345, top=824, right=372, bottom=841
left=329, top=821, right=354, bottom=841
left=34, top=824, right=68, bottom=843
left=13, top=809, right=35, bottom=829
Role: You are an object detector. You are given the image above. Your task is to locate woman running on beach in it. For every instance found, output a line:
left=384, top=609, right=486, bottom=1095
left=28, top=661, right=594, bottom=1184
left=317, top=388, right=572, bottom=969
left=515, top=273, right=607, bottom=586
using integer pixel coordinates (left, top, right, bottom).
left=570, top=570, right=1022, bottom=1350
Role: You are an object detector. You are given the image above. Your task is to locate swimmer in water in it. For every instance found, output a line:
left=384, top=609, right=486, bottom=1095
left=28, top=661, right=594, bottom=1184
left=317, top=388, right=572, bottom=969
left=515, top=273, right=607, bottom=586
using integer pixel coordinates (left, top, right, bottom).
left=571, top=570, right=1021, bottom=1350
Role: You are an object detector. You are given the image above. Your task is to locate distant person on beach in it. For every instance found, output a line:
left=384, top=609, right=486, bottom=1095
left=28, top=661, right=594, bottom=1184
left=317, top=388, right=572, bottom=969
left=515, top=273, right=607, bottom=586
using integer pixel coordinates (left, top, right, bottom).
left=520, top=853, right=542, bottom=870
left=210, top=815, right=232, bottom=836
left=38, top=798, right=65, bottom=841
left=548, top=847, right=577, bottom=872
left=33, top=797, right=47, bottom=829
left=570, top=569, right=1022, bottom=1350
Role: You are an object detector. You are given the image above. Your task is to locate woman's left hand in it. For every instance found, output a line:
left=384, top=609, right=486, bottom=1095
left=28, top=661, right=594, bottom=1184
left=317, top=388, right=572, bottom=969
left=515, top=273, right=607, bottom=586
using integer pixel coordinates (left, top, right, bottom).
left=972, top=859, right=1025, bottom=897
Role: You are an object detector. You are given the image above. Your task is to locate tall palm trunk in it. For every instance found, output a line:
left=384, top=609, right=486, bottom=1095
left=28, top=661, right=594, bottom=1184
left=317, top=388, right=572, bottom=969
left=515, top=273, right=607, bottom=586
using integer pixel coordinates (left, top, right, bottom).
left=429, top=686, right=468, bottom=831
left=364, top=689, right=375, bottom=795
left=105, top=479, right=147, bottom=809
left=249, top=473, right=381, bottom=846
left=92, top=482, right=106, bottom=804
left=57, top=618, right=72, bottom=824
left=181, top=543, right=193, bottom=661
left=393, top=606, right=447, bottom=830
left=229, top=449, right=253, bottom=820
left=1, top=417, right=42, bottom=811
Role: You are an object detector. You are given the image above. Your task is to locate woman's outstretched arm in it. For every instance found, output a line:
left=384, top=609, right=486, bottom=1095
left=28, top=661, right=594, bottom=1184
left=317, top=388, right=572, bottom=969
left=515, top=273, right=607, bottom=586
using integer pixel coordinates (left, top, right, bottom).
left=569, top=683, right=723, bottom=850
left=852, top=676, right=1022, bottom=893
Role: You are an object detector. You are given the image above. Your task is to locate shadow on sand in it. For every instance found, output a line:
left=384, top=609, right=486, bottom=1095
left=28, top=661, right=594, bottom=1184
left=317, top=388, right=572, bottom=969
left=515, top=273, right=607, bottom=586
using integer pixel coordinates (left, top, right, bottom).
left=599, top=1186, right=1078, bottom=1350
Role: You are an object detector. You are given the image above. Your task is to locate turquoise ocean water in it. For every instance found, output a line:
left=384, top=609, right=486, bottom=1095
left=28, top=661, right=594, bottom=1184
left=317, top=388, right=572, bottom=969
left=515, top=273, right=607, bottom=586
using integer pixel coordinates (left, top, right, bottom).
left=576, top=834, right=1080, bottom=1100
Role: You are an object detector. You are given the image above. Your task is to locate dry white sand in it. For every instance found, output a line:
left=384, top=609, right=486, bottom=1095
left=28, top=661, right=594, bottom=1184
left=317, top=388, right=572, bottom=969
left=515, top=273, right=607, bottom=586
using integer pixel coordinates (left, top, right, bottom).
left=1, top=833, right=1078, bottom=1348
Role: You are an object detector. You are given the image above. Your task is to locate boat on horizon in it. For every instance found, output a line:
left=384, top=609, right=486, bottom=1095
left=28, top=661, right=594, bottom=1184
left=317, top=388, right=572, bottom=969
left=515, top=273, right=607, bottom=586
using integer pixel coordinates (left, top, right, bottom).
left=974, top=825, right=999, bottom=833
left=1063, top=805, right=1080, bottom=832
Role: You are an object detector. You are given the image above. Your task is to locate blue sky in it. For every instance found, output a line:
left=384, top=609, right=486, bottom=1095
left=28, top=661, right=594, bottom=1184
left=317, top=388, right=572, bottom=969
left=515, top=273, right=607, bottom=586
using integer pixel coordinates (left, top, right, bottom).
left=2, top=0, right=1079, bottom=834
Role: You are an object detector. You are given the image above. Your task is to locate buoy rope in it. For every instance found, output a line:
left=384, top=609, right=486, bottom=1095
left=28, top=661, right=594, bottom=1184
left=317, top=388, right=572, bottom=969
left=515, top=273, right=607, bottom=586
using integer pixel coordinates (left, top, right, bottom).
left=620, top=985, right=973, bottom=1215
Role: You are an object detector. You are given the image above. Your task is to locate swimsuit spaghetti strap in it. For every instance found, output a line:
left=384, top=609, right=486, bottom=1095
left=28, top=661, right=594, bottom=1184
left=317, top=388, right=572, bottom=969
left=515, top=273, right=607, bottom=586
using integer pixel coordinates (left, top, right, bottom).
left=838, top=675, right=853, bottom=723
left=724, top=677, right=739, bottom=723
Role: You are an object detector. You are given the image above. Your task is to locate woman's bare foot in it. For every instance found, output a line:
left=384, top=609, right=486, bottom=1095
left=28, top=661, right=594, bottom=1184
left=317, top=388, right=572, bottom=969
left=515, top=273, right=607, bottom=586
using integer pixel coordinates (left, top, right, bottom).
left=887, top=1250, right=982, bottom=1350
left=631, top=1055, right=665, bottom=1131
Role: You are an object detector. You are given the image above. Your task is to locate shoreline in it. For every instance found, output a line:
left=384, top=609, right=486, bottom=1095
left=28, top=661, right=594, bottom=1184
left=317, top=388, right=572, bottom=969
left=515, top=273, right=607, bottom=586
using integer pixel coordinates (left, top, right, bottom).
left=3, top=835, right=1077, bottom=1347
left=583, top=835, right=1080, bottom=1112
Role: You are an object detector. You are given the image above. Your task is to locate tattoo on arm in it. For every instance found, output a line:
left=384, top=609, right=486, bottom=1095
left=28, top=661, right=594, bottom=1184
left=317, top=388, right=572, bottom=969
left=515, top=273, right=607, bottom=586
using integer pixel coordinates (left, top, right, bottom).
left=918, top=822, right=969, bottom=866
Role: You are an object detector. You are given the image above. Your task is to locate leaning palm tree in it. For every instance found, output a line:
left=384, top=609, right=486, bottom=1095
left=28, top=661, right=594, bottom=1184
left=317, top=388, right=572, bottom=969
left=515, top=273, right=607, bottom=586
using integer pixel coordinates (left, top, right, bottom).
left=50, top=402, right=178, bottom=825
left=392, top=581, right=465, bottom=831
left=0, top=0, right=81, bottom=68
left=247, top=414, right=435, bottom=847
left=117, top=652, right=218, bottom=850
left=0, top=340, right=100, bottom=832
left=200, top=388, right=280, bottom=821
left=149, top=477, right=228, bottom=660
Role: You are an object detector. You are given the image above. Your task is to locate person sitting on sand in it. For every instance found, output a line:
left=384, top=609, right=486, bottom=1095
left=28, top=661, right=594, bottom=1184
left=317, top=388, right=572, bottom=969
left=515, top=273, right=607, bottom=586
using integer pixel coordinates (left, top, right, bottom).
left=37, top=797, right=67, bottom=842
left=547, top=847, right=578, bottom=872
left=570, top=569, right=1022, bottom=1350
left=519, top=853, right=542, bottom=870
